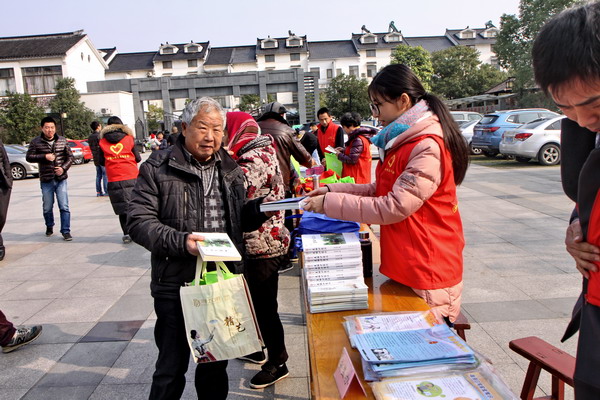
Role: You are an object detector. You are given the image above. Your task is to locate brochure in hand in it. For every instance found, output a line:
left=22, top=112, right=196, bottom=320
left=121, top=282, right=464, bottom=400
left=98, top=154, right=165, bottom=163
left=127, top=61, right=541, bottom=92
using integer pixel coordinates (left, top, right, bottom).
left=259, top=196, right=307, bottom=212
left=193, top=232, right=242, bottom=262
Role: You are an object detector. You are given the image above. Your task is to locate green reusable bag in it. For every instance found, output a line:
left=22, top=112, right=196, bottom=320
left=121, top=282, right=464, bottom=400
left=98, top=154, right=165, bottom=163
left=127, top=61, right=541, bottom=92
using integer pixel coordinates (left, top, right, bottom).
left=324, top=152, right=343, bottom=177
left=188, top=261, right=236, bottom=286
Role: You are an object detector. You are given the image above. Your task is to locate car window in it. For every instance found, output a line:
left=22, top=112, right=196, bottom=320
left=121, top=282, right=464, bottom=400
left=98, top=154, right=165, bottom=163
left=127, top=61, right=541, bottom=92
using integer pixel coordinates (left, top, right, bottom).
left=479, top=115, right=498, bottom=124
left=81, top=141, right=89, bottom=146
left=521, top=119, right=549, bottom=129
left=506, top=115, right=517, bottom=123
left=468, top=114, right=481, bottom=121
left=541, top=112, right=559, bottom=119
left=517, top=112, right=541, bottom=124
left=68, top=142, right=76, bottom=147
left=451, top=113, right=465, bottom=121
left=5, top=147, right=21, bottom=154
left=546, top=120, right=562, bottom=130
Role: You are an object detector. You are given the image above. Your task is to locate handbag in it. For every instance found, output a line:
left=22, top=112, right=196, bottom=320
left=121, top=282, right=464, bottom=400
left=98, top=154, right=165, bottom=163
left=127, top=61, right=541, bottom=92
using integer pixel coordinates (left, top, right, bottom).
left=180, top=259, right=263, bottom=363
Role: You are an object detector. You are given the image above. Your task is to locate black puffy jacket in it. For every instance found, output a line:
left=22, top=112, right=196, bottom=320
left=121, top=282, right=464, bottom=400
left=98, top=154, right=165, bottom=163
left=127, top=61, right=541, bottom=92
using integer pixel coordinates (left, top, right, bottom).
left=26, top=134, right=73, bottom=182
left=127, top=138, right=267, bottom=298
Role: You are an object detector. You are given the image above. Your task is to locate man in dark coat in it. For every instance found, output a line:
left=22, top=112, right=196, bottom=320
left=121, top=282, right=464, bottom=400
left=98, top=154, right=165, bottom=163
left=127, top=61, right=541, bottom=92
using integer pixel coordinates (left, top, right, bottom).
left=25, top=117, right=74, bottom=241
left=88, top=121, right=108, bottom=196
left=532, top=3, right=600, bottom=398
left=127, top=97, right=269, bottom=400
left=0, top=139, right=12, bottom=260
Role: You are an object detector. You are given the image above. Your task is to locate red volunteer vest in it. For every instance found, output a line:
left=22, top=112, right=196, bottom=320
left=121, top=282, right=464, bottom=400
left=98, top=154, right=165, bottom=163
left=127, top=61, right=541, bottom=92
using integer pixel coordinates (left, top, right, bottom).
left=99, top=135, right=139, bottom=182
left=342, top=135, right=372, bottom=184
left=317, top=123, right=340, bottom=155
left=375, top=135, right=464, bottom=290
left=585, top=196, right=600, bottom=306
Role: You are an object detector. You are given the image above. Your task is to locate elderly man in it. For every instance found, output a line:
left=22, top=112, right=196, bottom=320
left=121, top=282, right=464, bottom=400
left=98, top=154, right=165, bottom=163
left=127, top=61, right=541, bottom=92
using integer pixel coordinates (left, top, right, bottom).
left=532, top=3, right=600, bottom=398
left=128, top=97, right=269, bottom=400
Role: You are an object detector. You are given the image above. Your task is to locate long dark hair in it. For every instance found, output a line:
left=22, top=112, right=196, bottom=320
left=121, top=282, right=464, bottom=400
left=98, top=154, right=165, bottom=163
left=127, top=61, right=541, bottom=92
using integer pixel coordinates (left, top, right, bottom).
left=368, top=64, right=469, bottom=185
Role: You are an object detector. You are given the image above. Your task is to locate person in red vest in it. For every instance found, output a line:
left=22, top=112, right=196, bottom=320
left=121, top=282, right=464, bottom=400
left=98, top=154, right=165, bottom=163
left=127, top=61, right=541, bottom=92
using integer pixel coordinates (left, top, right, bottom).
left=303, top=64, right=469, bottom=323
left=98, top=116, right=142, bottom=243
left=334, top=112, right=375, bottom=184
left=316, top=107, right=345, bottom=161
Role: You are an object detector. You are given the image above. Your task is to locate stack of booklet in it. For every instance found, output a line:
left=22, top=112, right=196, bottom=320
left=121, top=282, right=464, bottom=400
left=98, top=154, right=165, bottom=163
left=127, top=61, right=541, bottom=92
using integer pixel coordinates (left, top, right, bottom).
left=301, top=232, right=368, bottom=313
left=344, top=311, right=477, bottom=380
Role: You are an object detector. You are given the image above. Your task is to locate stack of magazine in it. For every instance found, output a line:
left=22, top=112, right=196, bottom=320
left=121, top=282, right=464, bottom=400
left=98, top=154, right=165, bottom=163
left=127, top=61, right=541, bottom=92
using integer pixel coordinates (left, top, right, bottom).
left=301, top=232, right=368, bottom=313
left=343, top=311, right=518, bottom=399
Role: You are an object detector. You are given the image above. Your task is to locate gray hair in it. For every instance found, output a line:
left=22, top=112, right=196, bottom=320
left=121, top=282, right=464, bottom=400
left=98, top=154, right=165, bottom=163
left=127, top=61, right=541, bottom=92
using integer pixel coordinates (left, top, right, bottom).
left=181, top=97, right=226, bottom=128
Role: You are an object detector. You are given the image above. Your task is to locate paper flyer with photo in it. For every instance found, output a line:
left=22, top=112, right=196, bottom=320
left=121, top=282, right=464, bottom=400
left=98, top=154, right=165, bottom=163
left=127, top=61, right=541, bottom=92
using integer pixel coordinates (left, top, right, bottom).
left=352, top=311, right=441, bottom=335
left=370, top=372, right=503, bottom=400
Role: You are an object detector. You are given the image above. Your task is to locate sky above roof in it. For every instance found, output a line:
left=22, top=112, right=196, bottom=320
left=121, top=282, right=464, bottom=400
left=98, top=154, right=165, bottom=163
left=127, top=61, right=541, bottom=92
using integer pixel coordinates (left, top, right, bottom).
left=0, top=0, right=521, bottom=53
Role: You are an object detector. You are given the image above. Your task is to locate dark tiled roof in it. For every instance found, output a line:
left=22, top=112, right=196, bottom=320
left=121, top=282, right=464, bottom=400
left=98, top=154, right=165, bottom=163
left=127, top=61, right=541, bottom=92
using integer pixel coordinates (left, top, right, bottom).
left=403, top=36, right=455, bottom=53
left=0, top=30, right=85, bottom=60
left=445, top=29, right=497, bottom=45
left=98, top=47, right=117, bottom=62
left=256, top=36, right=308, bottom=55
left=153, top=42, right=209, bottom=61
left=351, top=32, right=405, bottom=50
left=108, top=52, right=155, bottom=72
left=204, top=46, right=256, bottom=66
left=485, top=77, right=514, bottom=94
left=308, top=40, right=358, bottom=60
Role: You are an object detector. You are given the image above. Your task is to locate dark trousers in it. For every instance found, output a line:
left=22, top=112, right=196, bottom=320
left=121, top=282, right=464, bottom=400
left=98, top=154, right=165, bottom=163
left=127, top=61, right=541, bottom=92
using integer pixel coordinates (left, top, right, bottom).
left=0, top=186, right=11, bottom=251
left=244, top=255, right=288, bottom=365
left=150, top=296, right=228, bottom=400
left=118, top=214, right=128, bottom=235
left=0, top=309, right=15, bottom=347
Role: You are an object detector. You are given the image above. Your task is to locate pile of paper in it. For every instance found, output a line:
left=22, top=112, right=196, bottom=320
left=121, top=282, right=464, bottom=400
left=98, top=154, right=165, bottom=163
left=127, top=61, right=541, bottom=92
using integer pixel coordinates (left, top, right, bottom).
left=301, top=232, right=368, bottom=313
left=344, top=312, right=477, bottom=380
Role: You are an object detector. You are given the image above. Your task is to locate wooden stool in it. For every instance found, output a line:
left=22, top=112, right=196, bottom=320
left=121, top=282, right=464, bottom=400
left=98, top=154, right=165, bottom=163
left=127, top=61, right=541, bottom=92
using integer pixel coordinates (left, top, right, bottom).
left=453, top=311, right=471, bottom=341
left=509, top=336, right=575, bottom=400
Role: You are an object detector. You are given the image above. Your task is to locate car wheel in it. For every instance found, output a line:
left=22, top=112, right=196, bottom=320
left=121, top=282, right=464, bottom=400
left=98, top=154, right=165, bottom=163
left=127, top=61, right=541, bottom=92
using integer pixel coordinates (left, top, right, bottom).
left=73, top=158, right=84, bottom=165
left=482, top=150, right=498, bottom=158
left=10, top=163, right=26, bottom=180
left=538, top=143, right=560, bottom=166
left=469, top=143, right=482, bottom=155
left=515, top=156, right=531, bottom=163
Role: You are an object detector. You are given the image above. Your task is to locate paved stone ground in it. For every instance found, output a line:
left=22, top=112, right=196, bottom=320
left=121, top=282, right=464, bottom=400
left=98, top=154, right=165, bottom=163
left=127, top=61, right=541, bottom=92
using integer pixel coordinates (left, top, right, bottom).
left=0, top=158, right=579, bottom=399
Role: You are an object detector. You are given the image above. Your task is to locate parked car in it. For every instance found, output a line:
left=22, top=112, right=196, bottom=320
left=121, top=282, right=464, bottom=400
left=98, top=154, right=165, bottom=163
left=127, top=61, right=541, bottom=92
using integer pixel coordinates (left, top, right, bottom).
left=67, top=139, right=92, bottom=164
left=70, top=146, right=84, bottom=164
left=450, top=111, right=483, bottom=124
left=4, top=144, right=38, bottom=180
left=471, top=109, right=559, bottom=157
left=459, top=120, right=482, bottom=155
left=499, top=115, right=565, bottom=166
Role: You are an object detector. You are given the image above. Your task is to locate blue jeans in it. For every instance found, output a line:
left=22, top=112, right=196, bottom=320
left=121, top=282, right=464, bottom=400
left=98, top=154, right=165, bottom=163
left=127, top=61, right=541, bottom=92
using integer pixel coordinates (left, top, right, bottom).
left=95, top=165, right=108, bottom=194
left=41, top=179, right=70, bottom=234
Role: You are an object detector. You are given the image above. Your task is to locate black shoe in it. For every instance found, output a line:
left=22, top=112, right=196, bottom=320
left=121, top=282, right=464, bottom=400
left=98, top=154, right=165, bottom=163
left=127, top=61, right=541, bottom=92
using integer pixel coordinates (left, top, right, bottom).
left=278, top=263, right=294, bottom=274
left=250, top=362, right=289, bottom=389
left=2, top=325, right=43, bottom=353
left=0, top=248, right=4, bottom=261
left=62, top=233, right=73, bottom=241
left=122, top=235, right=132, bottom=244
left=45, top=227, right=53, bottom=237
left=238, top=350, right=267, bottom=365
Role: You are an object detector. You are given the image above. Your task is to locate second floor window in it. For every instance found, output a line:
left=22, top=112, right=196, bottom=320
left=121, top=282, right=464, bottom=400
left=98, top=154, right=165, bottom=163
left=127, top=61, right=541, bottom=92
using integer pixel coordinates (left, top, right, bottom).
left=22, top=66, right=62, bottom=94
left=290, top=53, right=300, bottom=61
left=349, top=66, right=359, bottom=77
left=163, top=61, right=172, bottom=69
left=366, top=49, right=376, bottom=57
left=0, top=68, right=16, bottom=95
left=188, top=59, right=198, bottom=68
left=265, top=55, right=275, bottom=63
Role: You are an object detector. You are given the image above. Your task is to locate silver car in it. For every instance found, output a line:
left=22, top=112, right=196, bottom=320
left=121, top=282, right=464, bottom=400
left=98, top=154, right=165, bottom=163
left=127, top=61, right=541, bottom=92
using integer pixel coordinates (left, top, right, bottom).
left=459, top=120, right=482, bottom=155
left=5, top=144, right=39, bottom=180
left=500, top=115, right=565, bottom=166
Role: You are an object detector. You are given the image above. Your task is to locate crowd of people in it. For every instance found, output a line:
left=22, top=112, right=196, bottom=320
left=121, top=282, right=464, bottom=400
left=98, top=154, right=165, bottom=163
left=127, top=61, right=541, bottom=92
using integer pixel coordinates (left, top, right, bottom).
left=0, top=4, right=599, bottom=398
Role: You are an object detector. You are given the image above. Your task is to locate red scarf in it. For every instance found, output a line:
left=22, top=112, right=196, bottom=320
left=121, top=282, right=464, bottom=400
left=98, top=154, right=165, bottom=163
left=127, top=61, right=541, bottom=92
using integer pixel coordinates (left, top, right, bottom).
left=226, top=112, right=259, bottom=160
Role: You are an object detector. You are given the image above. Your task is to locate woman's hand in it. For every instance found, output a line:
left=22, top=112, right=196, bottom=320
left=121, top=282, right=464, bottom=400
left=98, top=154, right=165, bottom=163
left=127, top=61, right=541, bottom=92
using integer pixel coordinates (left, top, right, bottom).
left=565, top=219, right=599, bottom=278
left=261, top=195, right=279, bottom=217
left=306, top=187, right=329, bottom=197
left=302, top=195, right=325, bottom=214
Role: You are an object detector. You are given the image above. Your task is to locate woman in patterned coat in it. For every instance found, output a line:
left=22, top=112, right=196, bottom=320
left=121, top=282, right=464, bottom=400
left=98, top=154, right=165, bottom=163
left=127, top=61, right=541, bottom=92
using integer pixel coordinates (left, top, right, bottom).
left=225, top=112, right=290, bottom=389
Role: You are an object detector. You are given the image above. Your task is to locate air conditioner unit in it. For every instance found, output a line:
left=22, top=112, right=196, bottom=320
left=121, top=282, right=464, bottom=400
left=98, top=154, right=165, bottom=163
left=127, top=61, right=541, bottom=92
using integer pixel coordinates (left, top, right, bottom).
left=100, top=108, right=112, bottom=115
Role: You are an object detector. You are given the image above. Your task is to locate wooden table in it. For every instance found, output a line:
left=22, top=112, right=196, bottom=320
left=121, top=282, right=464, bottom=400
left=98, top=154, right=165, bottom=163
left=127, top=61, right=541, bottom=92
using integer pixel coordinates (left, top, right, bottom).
left=304, top=226, right=430, bottom=399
